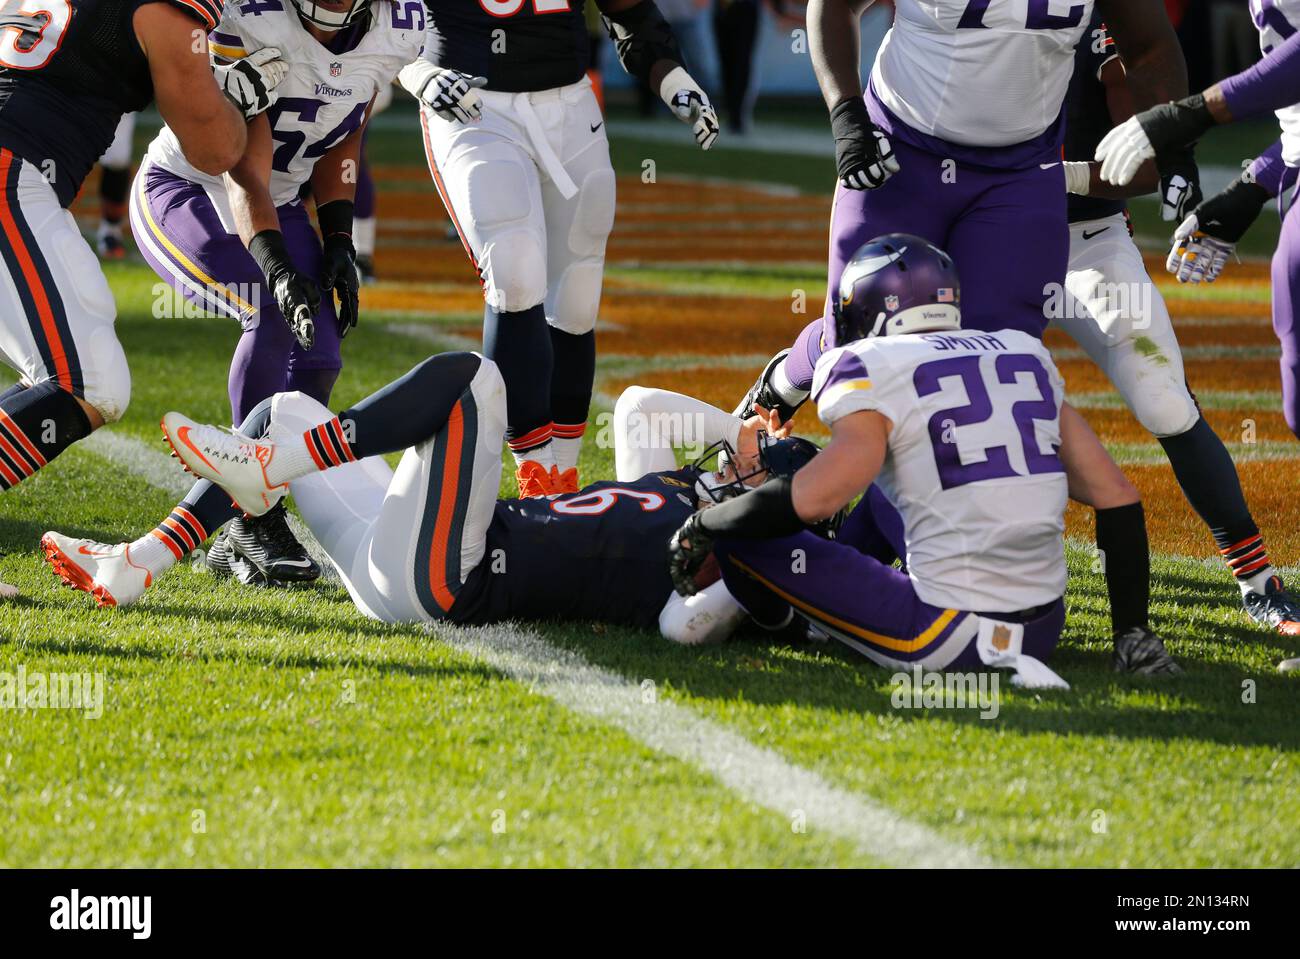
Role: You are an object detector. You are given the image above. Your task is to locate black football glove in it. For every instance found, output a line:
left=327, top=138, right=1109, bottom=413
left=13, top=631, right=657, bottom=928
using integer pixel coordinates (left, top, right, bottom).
left=320, top=233, right=360, bottom=338
left=1167, top=174, right=1272, bottom=283
left=830, top=96, right=899, bottom=191
left=1097, top=94, right=1215, bottom=186
left=668, top=511, right=715, bottom=597
left=1156, top=147, right=1203, bottom=223
left=249, top=230, right=321, bottom=351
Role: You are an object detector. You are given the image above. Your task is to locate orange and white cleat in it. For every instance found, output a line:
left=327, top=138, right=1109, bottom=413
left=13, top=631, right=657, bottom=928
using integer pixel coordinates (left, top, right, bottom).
left=161, top=412, right=287, bottom=517
left=550, top=466, right=580, bottom=495
left=41, top=532, right=151, bottom=608
left=515, top=460, right=554, bottom=499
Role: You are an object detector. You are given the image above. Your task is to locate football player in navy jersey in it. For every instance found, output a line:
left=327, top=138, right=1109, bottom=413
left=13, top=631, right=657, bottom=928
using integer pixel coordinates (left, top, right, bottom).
left=0, top=1, right=285, bottom=501
left=398, top=0, right=718, bottom=499
left=42, top=349, right=799, bottom=643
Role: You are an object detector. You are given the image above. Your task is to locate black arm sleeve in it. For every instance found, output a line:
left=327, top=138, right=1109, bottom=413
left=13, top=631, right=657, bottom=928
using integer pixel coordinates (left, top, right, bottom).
left=697, top=477, right=806, bottom=540
left=248, top=229, right=294, bottom=282
left=601, top=0, right=684, bottom=86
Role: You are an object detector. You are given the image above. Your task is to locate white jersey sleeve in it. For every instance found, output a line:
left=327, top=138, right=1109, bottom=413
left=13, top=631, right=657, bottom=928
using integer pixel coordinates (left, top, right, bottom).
left=1249, top=0, right=1300, bottom=166
left=813, top=330, right=1068, bottom=614
left=148, top=1, right=425, bottom=226
left=872, top=0, right=1095, bottom=147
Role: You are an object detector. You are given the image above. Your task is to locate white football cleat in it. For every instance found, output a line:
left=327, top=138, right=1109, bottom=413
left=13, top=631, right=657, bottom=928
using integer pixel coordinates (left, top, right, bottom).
left=41, top=532, right=151, bottom=608
left=161, top=412, right=286, bottom=517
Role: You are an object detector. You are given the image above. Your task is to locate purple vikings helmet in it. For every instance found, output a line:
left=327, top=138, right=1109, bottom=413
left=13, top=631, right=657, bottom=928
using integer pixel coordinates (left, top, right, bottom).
left=291, top=0, right=371, bottom=31
left=829, top=233, right=962, bottom=348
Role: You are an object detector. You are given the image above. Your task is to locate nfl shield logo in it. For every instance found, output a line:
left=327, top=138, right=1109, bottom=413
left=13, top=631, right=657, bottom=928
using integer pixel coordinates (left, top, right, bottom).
left=884, top=294, right=899, bottom=312
left=330, top=62, right=343, bottom=77
left=937, top=287, right=955, bottom=303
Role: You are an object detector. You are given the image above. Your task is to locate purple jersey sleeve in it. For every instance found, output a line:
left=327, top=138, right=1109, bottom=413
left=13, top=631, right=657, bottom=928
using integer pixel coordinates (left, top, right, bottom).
left=1248, top=139, right=1288, bottom=197
left=1221, top=29, right=1300, bottom=121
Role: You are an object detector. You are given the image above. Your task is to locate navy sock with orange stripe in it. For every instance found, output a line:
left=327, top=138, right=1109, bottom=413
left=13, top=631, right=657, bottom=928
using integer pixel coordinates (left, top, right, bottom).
left=0, top=381, right=91, bottom=491
left=264, top=352, right=485, bottom=486
left=1157, top=417, right=1274, bottom=593
left=130, top=480, right=237, bottom=576
left=484, top=304, right=554, bottom=468
left=550, top=327, right=594, bottom=473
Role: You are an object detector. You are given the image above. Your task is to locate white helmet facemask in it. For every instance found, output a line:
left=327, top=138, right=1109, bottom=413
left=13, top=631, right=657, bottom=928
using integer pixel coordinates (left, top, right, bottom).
left=292, top=0, right=369, bottom=32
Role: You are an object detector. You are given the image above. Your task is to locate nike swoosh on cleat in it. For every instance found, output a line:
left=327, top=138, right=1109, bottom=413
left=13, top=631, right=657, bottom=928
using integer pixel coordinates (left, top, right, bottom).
left=77, top=545, right=112, bottom=558
left=177, top=425, right=220, bottom=474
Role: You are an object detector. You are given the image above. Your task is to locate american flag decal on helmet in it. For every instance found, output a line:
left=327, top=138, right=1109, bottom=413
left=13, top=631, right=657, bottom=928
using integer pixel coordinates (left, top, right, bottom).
left=937, top=288, right=955, bottom=303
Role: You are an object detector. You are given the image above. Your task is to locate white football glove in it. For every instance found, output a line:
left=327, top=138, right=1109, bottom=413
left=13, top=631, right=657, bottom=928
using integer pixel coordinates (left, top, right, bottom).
left=1166, top=214, right=1233, bottom=284
left=408, top=64, right=487, bottom=124
left=660, top=67, right=719, bottom=151
left=1095, top=115, right=1154, bottom=187
left=215, top=47, right=288, bottom=120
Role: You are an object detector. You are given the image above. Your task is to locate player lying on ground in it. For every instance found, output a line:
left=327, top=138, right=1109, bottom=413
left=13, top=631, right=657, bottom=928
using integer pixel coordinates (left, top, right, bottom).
left=670, top=234, right=1182, bottom=678
left=1052, top=14, right=1300, bottom=635
left=130, top=0, right=425, bottom=588
left=400, top=0, right=717, bottom=499
left=39, top=353, right=816, bottom=643
left=0, top=0, right=286, bottom=600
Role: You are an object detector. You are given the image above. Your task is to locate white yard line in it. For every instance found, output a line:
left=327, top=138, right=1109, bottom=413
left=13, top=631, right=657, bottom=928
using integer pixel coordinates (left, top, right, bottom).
left=78, top=427, right=992, bottom=868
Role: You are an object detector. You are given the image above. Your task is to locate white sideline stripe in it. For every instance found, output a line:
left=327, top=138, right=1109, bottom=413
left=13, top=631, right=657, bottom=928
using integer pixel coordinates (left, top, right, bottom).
left=81, top=431, right=339, bottom=584
left=440, top=622, right=993, bottom=868
left=82, top=430, right=990, bottom=868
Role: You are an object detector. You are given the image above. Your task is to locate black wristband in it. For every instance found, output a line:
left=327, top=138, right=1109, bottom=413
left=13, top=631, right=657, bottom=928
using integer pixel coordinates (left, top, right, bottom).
left=602, top=0, right=682, bottom=86
left=248, top=229, right=293, bottom=282
left=317, top=199, right=354, bottom=239
left=1142, top=93, right=1215, bottom=154
left=830, top=95, right=871, bottom=132
left=697, top=476, right=805, bottom=540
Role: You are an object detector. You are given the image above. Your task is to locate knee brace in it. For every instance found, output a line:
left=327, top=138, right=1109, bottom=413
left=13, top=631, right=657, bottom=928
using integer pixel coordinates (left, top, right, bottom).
left=80, top=325, right=131, bottom=424
left=546, top=167, right=615, bottom=336
left=463, top=159, right=547, bottom=312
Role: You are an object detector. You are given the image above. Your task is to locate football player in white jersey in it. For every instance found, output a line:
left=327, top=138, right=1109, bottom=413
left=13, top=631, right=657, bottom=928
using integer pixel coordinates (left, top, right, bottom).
left=398, top=0, right=718, bottom=499
left=672, top=235, right=1181, bottom=677
left=129, top=0, right=424, bottom=586
left=742, top=1, right=1192, bottom=440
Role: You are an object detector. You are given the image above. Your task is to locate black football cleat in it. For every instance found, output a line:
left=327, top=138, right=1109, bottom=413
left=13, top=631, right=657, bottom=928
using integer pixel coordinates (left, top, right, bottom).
left=732, top=349, right=804, bottom=425
left=1242, top=574, right=1300, bottom=636
left=205, top=530, right=271, bottom=587
left=224, top=503, right=320, bottom=584
left=1112, top=626, right=1182, bottom=675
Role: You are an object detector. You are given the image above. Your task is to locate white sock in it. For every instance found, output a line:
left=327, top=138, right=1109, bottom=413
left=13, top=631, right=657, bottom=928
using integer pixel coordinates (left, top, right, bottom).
left=512, top=440, right=556, bottom=471
left=552, top=435, right=583, bottom=473
left=129, top=532, right=181, bottom=578
left=1240, top=565, right=1276, bottom=597
left=354, top=217, right=376, bottom=258
left=265, top=417, right=353, bottom=486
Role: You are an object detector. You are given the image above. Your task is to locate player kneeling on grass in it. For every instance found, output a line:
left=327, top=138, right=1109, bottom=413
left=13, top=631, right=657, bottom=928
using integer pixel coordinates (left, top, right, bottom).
left=130, top=0, right=426, bottom=587
left=670, top=234, right=1182, bottom=680
left=40, top=355, right=812, bottom=642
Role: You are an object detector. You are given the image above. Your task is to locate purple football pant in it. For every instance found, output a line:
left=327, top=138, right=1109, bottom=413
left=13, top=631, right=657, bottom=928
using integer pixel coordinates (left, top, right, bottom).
left=1273, top=194, right=1300, bottom=438
left=130, top=162, right=341, bottom=424
left=715, top=492, right=1063, bottom=672
left=826, top=139, right=1067, bottom=337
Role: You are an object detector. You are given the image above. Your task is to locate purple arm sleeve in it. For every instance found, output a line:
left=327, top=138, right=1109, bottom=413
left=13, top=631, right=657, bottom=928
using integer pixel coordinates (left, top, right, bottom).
left=1221, top=30, right=1300, bottom=121
left=1248, top=139, right=1288, bottom=197
left=784, top=319, right=825, bottom=393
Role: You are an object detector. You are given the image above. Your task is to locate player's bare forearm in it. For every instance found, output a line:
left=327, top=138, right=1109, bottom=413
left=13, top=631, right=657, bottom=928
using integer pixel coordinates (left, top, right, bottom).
left=1091, top=62, right=1158, bottom=198
left=311, top=122, right=366, bottom=209
left=809, top=0, right=874, bottom=111
left=791, top=410, right=887, bottom=522
left=224, top=116, right=278, bottom=248
left=1059, top=403, right=1139, bottom=509
left=1097, top=0, right=1187, bottom=111
left=136, top=4, right=245, bottom=175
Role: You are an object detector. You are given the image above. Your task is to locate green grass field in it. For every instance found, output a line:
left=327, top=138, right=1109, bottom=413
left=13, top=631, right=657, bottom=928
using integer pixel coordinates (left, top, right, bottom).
left=1, top=106, right=1297, bottom=868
